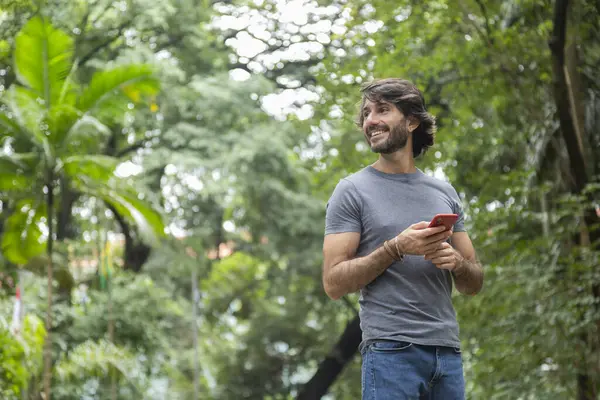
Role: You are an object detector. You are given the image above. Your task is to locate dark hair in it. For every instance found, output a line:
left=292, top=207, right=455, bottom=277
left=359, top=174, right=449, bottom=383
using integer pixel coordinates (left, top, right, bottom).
left=356, top=78, right=436, bottom=158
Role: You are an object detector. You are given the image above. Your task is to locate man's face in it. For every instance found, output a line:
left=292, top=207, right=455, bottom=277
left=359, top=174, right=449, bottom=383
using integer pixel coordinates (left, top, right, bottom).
left=362, top=99, right=410, bottom=154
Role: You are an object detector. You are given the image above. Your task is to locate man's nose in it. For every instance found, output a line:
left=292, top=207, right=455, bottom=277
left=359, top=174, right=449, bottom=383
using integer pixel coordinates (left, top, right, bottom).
left=365, top=113, right=380, bottom=127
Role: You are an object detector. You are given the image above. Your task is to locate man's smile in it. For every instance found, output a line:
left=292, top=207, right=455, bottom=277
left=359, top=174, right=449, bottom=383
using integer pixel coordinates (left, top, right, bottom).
left=368, top=128, right=389, bottom=139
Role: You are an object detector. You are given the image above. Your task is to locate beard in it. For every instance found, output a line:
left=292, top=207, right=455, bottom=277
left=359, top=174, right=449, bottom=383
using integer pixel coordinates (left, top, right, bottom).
left=367, top=122, right=410, bottom=154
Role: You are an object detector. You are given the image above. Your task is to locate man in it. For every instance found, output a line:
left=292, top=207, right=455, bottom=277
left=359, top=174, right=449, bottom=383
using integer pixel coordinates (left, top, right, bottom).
left=322, top=78, right=484, bottom=400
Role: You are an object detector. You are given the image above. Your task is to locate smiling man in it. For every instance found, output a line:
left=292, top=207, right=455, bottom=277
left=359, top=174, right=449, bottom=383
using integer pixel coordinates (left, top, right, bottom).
left=322, top=78, right=483, bottom=400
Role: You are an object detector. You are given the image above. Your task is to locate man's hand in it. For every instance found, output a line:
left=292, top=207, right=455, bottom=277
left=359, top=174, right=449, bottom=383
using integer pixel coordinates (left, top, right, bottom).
left=424, top=242, right=463, bottom=270
left=394, top=222, right=453, bottom=256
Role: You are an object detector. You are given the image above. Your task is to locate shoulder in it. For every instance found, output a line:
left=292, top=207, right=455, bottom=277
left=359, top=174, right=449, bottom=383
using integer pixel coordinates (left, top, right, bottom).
left=342, top=167, right=372, bottom=187
left=419, top=172, right=461, bottom=200
left=327, top=168, right=374, bottom=210
left=332, top=167, right=371, bottom=192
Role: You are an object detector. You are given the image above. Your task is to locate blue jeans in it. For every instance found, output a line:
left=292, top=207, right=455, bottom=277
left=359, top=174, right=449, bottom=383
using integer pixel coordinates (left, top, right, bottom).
left=361, top=341, right=465, bottom=400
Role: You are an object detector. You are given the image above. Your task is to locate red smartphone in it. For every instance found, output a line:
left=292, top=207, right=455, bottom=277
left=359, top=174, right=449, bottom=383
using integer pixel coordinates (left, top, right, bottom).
left=428, top=213, right=458, bottom=231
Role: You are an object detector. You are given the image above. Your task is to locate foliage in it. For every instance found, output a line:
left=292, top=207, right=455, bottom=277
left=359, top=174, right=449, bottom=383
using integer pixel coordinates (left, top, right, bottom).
left=0, top=0, right=599, bottom=399
left=308, top=0, right=600, bottom=397
left=53, top=339, right=146, bottom=400
left=0, top=15, right=165, bottom=264
left=0, top=306, right=45, bottom=400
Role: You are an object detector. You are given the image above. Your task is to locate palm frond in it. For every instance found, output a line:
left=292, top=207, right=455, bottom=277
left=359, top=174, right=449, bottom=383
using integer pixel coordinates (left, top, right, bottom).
left=0, top=113, right=22, bottom=138
left=46, top=104, right=80, bottom=147
left=2, top=86, right=44, bottom=139
left=78, top=65, right=159, bottom=114
left=2, top=86, right=54, bottom=164
left=61, top=154, right=119, bottom=182
left=14, top=15, right=74, bottom=106
left=62, top=155, right=165, bottom=245
left=101, top=189, right=165, bottom=246
left=0, top=199, right=47, bottom=265
left=61, top=115, right=111, bottom=156
left=58, top=58, right=79, bottom=106
left=2, top=86, right=48, bottom=148
left=0, top=153, right=38, bottom=192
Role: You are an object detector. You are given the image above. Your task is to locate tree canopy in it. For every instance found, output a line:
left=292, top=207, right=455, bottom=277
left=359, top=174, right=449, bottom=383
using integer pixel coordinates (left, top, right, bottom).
left=0, top=0, right=599, bottom=399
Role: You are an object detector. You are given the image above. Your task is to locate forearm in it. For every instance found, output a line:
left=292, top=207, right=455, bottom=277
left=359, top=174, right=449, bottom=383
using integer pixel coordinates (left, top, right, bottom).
left=452, top=257, right=484, bottom=295
left=324, top=245, right=395, bottom=300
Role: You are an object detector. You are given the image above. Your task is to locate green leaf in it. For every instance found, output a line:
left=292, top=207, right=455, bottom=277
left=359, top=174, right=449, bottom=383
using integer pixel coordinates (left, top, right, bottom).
left=14, top=15, right=74, bottom=106
left=1, top=86, right=47, bottom=147
left=0, top=113, right=22, bottom=140
left=55, top=340, right=145, bottom=393
left=62, top=154, right=119, bottom=183
left=101, top=190, right=165, bottom=246
left=60, top=115, right=111, bottom=156
left=62, top=155, right=165, bottom=245
left=0, top=153, right=38, bottom=192
left=45, top=103, right=80, bottom=147
left=1, top=199, right=47, bottom=265
left=78, top=65, right=159, bottom=113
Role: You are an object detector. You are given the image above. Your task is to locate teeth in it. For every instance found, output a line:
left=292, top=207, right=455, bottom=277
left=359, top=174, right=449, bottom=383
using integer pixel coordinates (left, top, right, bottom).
left=371, top=130, right=386, bottom=137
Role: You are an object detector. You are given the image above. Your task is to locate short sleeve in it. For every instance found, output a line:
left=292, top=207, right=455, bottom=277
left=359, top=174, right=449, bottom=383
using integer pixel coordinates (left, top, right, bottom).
left=449, top=186, right=466, bottom=232
left=325, top=179, right=362, bottom=235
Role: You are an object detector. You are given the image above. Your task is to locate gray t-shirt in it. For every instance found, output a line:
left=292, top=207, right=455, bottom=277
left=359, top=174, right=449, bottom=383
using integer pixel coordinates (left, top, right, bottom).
left=324, top=166, right=465, bottom=352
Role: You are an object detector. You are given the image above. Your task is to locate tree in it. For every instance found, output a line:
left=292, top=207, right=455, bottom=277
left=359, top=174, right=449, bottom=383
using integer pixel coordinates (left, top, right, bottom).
left=294, top=0, right=600, bottom=397
left=0, top=16, right=165, bottom=399
left=549, top=0, right=599, bottom=397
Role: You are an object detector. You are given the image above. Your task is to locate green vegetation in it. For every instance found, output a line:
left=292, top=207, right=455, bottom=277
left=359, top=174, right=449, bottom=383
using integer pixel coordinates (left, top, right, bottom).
left=0, top=0, right=599, bottom=399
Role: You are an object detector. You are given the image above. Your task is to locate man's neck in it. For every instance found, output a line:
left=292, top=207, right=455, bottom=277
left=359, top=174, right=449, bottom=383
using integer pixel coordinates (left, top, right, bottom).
left=372, top=147, right=416, bottom=174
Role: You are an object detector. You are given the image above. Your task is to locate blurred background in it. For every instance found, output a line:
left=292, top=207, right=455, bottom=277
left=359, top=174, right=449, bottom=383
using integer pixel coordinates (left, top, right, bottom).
left=0, top=0, right=599, bottom=399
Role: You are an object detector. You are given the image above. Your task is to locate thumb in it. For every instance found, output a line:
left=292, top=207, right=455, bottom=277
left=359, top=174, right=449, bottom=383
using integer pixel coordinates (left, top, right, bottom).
left=411, top=221, right=430, bottom=230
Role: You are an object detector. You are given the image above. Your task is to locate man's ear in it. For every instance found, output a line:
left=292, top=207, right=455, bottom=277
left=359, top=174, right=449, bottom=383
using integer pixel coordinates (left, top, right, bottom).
left=407, top=117, right=420, bottom=133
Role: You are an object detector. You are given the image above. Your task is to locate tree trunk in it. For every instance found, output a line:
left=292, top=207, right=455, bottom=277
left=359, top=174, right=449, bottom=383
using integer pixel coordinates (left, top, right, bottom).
left=296, top=316, right=361, bottom=400
left=549, top=0, right=588, bottom=193
left=103, top=130, right=156, bottom=272
left=43, top=180, right=55, bottom=400
left=56, top=179, right=78, bottom=240
left=108, top=204, right=151, bottom=272
left=549, top=0, right=599, bottom=398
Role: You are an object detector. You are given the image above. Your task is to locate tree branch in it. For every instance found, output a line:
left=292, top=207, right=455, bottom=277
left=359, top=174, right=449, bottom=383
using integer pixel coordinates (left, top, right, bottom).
left=78, top=19, right=132, bottom=66
left=89, top=0, right=115, bottom=28
left=549, top=0, right=588, bottom=193
left=77, top=1, right=93, bottom=37
left=474, top=0, right=494, bottom=43
left=116, top=139, right=151, bottom=158
left=341, top=295, right=358, bottom=316
left=296, top=316, right=361, bottom=400
left=457, top=0, right=493, bottom=46
left=106, top=202, right=151, bottom=273
left=550, top=3, right=600, bottom=399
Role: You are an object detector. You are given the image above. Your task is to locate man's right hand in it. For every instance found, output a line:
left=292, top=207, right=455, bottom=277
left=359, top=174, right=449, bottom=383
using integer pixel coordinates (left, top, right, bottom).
left=394, top=221, right=452, bottom=256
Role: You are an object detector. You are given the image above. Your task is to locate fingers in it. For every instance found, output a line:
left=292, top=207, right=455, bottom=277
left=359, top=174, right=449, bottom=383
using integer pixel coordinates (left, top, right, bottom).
left=421, top=225, right=449, bottom=236
left=422, top=241, right=445, bottom=255
left=411, top=221, right=432, bottom=230
left=429, top=256, right=454, bottom=265
left=424, top=230, right=452, bottom=246
left=424, top=244, right=452, bottom=260
left=423, top=243, right=442, bottom=254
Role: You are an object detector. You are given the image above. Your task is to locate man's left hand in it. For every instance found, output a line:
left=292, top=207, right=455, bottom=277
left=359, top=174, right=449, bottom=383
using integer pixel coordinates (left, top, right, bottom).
left=424, top=242, right=463, bottom=271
